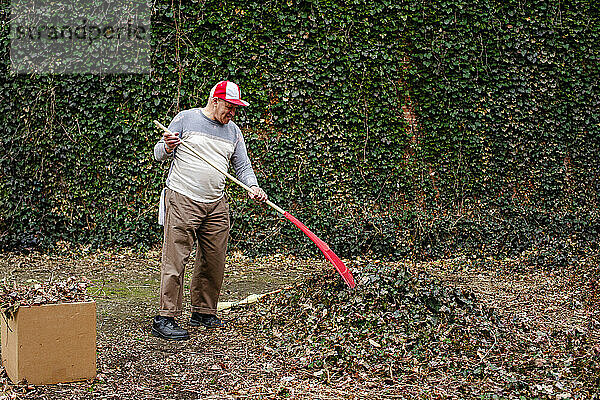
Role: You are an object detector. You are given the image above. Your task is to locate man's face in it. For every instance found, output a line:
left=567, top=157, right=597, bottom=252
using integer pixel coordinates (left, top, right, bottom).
left=214, top=98, right=238, bottom=124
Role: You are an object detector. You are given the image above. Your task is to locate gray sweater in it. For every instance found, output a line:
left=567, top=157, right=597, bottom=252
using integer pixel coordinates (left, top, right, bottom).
left=154, top=108, right=259, bottom=202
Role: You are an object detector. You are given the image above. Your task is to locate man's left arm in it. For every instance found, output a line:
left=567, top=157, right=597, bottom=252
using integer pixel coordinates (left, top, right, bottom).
left=231, top=131, right=268, bottom=202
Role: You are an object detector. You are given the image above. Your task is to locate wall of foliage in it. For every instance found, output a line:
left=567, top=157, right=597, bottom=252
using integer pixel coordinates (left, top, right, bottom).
left=0, top=0, right=598, bottom=261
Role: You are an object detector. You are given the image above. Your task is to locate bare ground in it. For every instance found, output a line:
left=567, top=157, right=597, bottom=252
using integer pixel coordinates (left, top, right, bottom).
left=0, top=248, right=598, bottom=399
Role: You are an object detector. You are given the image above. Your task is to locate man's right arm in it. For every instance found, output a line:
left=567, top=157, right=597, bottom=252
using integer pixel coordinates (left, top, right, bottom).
left=154, top=138, right=173, bottom=161
left=154, top=112, right=183, bottom=161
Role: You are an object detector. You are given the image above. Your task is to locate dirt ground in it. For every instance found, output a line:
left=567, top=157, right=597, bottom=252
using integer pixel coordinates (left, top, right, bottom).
left=0, top=248, right=598, bottom=399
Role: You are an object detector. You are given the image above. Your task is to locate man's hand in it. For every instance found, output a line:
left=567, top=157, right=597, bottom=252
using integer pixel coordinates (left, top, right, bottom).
left=248, top=186, right=268, bottom=202
left=163, top=131, right=181, bottom=153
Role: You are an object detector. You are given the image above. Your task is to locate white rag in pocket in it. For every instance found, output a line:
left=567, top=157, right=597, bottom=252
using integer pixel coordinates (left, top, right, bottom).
left=158, top=188, right=166, bottom=225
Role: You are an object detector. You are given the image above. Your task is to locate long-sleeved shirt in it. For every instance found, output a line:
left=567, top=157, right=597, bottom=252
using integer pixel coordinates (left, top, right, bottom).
left=154, top=108, right=259, bottom=203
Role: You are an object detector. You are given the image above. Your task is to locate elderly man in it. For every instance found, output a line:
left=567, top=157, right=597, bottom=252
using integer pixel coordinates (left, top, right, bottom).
left=152, top=81, right=267, bottom=340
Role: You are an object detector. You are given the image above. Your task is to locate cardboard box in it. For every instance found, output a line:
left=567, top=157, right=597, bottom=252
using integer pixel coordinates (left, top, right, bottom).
left=1, top=301, right=96, bottom=385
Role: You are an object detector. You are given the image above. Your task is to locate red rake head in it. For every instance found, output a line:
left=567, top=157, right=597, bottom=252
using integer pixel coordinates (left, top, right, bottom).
left=283, top=212, right=356, bottom=289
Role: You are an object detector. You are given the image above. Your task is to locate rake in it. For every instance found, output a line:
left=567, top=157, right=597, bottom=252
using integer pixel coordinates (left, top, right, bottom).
left=153, top=120, right=355, bottom=288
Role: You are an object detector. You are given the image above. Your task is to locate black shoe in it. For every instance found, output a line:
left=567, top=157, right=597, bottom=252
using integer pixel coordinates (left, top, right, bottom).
left=151, top=316, right=190, bottom=340
left=190, top=312, right=226, bottom=328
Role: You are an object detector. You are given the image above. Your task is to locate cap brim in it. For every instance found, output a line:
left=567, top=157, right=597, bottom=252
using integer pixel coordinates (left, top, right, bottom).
left=225, top=99, right=249, bottom=106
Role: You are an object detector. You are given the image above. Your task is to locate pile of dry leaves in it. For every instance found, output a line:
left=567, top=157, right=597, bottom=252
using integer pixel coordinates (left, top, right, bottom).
left=0, top=276, right=93, bottom=318
left=251, top=260, right=600, bottom=398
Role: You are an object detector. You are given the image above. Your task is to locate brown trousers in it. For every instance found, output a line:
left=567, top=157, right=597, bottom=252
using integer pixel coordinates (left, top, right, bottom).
left=159, top=188, right=229, bottom=317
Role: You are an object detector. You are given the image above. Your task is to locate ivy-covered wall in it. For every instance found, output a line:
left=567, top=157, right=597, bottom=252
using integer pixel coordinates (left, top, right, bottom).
left=404, top=0, right=599, bottom=260
left=1, top=0, right=598, bottom=260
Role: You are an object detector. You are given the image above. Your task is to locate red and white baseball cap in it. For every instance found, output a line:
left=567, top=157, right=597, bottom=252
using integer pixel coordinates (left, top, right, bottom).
left=210, top=80, right=249, bottom=106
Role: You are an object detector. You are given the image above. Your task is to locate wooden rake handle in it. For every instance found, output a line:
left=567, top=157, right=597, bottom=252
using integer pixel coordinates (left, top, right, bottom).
left=153, top=119, right=356, bottom=288
left=153, top=120, right=285, bottom=215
